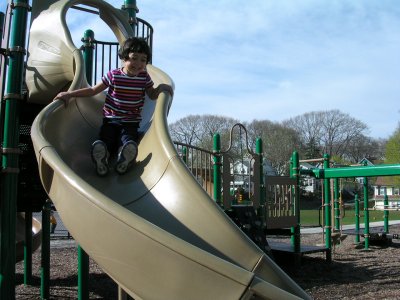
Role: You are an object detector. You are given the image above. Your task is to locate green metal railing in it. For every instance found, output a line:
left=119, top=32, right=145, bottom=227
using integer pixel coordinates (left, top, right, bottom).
left=297, top=151, right=400, bottom=252
left=0, top=1, right=30, bottom=298
left=303, top=163, right=400, bottom=179
left=353, top=191, right=392, bottom=245
left=174, top=141, right=215, bottom=199
left=91, top=14, right=153, bottom=84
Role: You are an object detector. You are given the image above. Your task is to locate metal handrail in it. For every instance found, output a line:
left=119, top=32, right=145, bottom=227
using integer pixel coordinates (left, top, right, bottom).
left=174, top=141, right=215, bottom=198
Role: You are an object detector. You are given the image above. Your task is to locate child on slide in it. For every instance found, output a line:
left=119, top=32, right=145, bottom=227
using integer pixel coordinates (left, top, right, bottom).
left=54, top=37, right=173, bottom=176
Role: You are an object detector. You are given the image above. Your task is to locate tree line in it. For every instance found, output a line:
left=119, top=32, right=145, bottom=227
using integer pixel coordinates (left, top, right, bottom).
left=168, top=109, right=397, bottom=176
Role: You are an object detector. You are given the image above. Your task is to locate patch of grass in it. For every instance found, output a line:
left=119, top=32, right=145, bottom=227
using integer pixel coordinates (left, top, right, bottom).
left=300, top=209, right=400, bottom=226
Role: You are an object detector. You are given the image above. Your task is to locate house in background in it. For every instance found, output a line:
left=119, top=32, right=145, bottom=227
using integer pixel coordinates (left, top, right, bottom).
left=299, top=162, right=322, bottom=194
left=355, top=157, right=400, bottom=209
left=356, top=157, right=376, bottom=184
left=231, top=159, right=277, bottom=192
left=372, top=176, right=400, bottom=209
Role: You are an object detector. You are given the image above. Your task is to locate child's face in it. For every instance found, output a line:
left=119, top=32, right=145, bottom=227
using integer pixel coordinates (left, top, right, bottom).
left=124, top=52, right=147, bottom=76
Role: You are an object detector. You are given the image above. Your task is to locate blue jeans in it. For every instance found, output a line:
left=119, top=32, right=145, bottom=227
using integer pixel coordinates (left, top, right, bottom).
left=99, top=118, right=139, bottom=154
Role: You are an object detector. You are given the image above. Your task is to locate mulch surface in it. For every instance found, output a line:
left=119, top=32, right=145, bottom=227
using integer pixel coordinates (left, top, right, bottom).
left=15, top=240, right=117, bottom=299
left=15, top=225, right=400, bottom=299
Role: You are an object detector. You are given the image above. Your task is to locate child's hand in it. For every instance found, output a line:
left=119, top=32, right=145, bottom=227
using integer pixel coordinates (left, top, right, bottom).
left=53, top=92, right=71, bottom=107
left=157, top=84, right=174, bottom=97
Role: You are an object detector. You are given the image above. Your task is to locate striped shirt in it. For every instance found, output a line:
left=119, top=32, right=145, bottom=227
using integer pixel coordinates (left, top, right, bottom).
left=101, top=68, right=154, bottom=122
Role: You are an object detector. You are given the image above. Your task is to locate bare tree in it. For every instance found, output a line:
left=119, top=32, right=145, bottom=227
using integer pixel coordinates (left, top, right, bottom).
left=320, top=110, right=367, bottom=157
left=168, top=114, right=238, bottom=150
left=284, top=110, right=369, bottom=162
left=169, top=110, right=376, bottom=175
left=168, top=115, right=203, bottom=145
left=283, top=111, right=323, bottom=159
left=246, top=120, right=301, bottom=175
left=198, top=115, right=239, bottom=151
left=345, top=135, right=384, bottom=162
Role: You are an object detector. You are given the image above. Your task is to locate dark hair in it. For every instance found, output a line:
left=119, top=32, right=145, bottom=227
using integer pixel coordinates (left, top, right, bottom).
left=118, top=37, right=151, bottom=63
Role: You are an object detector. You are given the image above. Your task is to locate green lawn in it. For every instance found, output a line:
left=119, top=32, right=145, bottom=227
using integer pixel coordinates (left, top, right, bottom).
left=300, top=209, right=400, bottom=226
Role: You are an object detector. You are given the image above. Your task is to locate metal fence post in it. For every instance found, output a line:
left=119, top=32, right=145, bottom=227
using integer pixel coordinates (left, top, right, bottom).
left=333, top=178, right=340, bottom=231
left=290, top=151, right=301, bottom=254
left=213, top=133, right=222, bottom=206
left=384, top=190, right=389, bottom=234
left=41, top=200, right=51, bottom=299
left=363, top=176, right=370, bottom=250
left=78, top=246, right=89, bottom=300
left=255, top=138, right=264, bottom=217
left=77, top=29, right=95, bottom=300
left=354, top=194, right=360, bottom=244
left=82, top=29, right=94, bottom=84
left=123, top=0, right=138, bottom=34
left=0, top=1, right=29, bottom=298
left=323, top=154, right=332, bottom=261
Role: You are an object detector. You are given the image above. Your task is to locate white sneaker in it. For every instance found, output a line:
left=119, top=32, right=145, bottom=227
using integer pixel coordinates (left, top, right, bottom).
left=91, top=140, right=109, bottom=176
left=115, top=141, right=138, bottom=175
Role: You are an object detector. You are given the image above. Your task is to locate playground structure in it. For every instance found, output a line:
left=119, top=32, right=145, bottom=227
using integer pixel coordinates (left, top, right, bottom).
left=295, top=153, right=400, bottom=252
left=175, top=124, right=311, bottom=258
left=172, top=120, right=400, bottom=262
left=2, top=1, right=400, bottom=299
left=0, top=1, right=311, bottom=299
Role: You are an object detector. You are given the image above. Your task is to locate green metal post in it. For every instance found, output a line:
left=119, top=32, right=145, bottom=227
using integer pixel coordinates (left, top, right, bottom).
left=123, top=0, right=138, bottom=33
left=290, top=151, right=301, bottom=253
left=256, top=138, right=265, bottom=213
left=333, top=178, right=340, bottom=231
left=182, top=146, right=187, bottom=164
left=213, top=133, right=222, bottom=206
left=24, top=211, right=33, bottom=285
left=78, top=245, right=89, bottom=300
left=323, top=154, right=332, bottom=261
left=384, top=190, right=389, bottom=234
left=82, top=29, right=94, bottom=84
left=0, top=1, right=29, bottom=298
left=354, top=194, right=360, bottom=244
left=363, top=176, right=370, bottom=249
left=77, top=29, right=95, bottom=300
left=289, top=157, right=294, bottom=218
left=41, top=200, right=51, bottom=299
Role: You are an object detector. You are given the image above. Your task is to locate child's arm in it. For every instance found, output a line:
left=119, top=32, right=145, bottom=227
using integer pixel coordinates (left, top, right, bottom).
left=146, top=84, right=174, bottom=100
left=53, top=82, right=107, bottom=105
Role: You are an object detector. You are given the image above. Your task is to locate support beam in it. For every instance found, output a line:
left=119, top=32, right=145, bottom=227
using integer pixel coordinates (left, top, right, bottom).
left=301, top=164, right=400, bottom=179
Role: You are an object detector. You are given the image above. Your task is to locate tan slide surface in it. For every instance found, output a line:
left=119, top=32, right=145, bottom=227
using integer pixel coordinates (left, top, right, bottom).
left=15, top=213, right=42, bottom=263
left=27, top=1, right=310, bottom=299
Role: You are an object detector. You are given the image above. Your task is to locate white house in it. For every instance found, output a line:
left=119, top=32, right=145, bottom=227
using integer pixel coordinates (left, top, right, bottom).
left=299, top=162, right=322, bottom=194
left=372, top=177, right=400, bottom=209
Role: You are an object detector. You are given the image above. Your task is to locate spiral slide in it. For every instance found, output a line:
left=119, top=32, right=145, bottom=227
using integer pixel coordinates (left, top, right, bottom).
left=15, top=213, right=42, bottom=263
left=27, top=1, right=310, bottom=299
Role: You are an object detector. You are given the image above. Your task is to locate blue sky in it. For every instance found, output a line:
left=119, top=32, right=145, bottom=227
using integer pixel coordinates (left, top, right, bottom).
left=2, top=1, right=400, bottom=139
